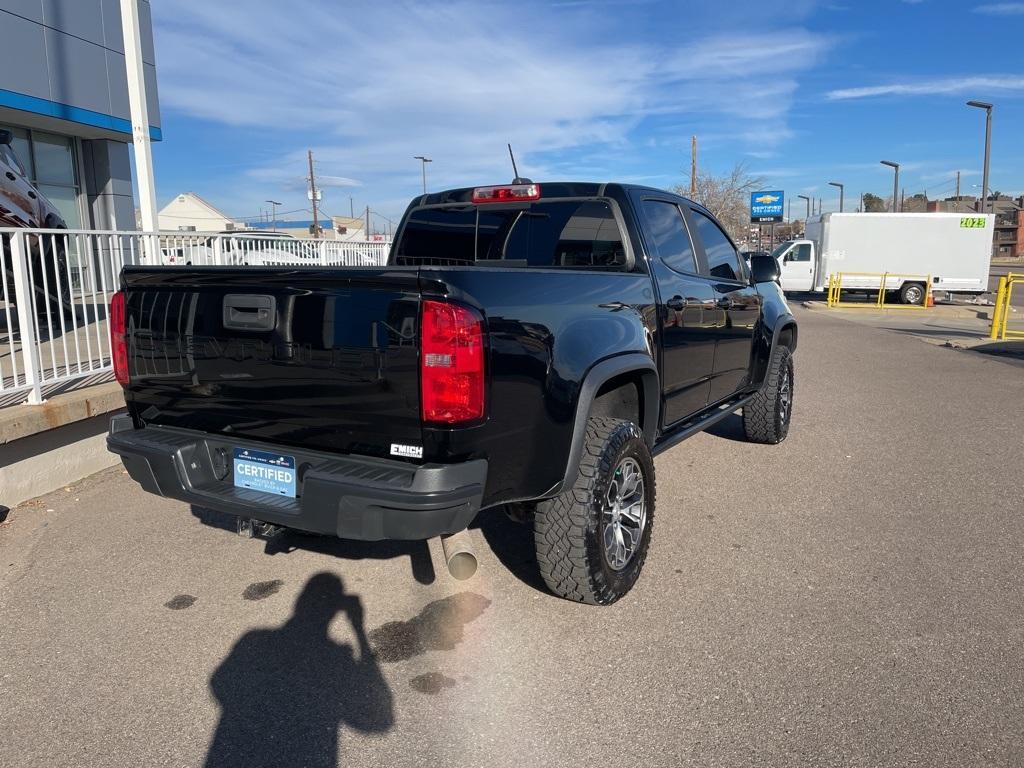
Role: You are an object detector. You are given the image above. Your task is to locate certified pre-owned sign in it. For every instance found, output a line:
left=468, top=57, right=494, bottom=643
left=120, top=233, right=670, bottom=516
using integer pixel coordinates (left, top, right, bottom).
left=751, top=191, right=784, bottom=223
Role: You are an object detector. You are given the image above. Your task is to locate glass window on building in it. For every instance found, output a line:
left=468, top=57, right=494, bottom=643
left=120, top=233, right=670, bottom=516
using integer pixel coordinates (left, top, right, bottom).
left=0, top=126, right=84, bottom=228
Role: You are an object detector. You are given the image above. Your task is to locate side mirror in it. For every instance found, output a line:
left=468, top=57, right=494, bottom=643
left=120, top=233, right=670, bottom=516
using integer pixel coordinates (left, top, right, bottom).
left=0, top=129, right=12, bottom=146
left=749, top=254, right=780, bottom=284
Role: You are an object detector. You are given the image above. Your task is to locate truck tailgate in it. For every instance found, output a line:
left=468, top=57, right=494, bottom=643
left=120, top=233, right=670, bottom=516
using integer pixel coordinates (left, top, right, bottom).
left=120, top=267, right=422, bottom=459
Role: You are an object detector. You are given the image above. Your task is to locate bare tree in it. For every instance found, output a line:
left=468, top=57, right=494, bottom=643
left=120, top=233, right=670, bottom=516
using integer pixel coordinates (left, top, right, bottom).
left=674, top=163, right=765, bottom=243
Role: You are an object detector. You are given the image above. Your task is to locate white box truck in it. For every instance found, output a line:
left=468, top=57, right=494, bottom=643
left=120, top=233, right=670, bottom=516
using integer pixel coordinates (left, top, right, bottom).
left=771, top=212, right=993, bottom=304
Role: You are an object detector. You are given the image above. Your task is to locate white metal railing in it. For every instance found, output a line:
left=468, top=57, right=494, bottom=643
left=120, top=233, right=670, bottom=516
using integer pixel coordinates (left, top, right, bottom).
left=1, top=228, right=391, bottom=406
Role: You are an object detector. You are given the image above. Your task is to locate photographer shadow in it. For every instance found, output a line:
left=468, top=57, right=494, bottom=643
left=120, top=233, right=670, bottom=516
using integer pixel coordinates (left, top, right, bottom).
left=204, top=572, right=394, bottom=768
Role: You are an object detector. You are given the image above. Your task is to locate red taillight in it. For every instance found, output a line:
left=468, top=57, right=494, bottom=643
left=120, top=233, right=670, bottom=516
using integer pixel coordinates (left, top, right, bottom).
left=420, top=300, right=485, bottom=425
left=110, top=290, right=129, bottom=386
left=471, top=184, right=541, bottom=204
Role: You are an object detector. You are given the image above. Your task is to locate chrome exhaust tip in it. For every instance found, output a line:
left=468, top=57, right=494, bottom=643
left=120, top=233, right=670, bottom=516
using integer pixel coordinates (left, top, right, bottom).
left=440, top=530, right=478, bottom=580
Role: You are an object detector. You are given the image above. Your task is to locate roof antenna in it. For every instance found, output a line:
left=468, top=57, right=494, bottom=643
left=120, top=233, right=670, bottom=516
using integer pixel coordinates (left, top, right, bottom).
left=508, top=143, right=532, bottom=184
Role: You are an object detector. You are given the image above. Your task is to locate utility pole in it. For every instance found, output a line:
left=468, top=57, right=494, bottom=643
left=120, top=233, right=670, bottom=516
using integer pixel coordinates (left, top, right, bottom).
left=955, top=170, right=961, bottom=199
left=265, top=200, right=281, bottom=232
left=308, top=150, right=320, bottom=238
left=365, top=205, right=370, bottom=242
left=690, top=136, right=697, bottom=198
left=350, top=196, right=354, bottom=219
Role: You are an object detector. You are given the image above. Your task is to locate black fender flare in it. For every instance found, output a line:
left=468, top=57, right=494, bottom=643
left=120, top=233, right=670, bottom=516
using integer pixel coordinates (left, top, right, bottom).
left=749, top=313, right=794, bottom=391
left=553, top=353, right=659, bottom=496
left=752, top=315, right=798, bottom=389
left=772, top=315, right=798, bottom=355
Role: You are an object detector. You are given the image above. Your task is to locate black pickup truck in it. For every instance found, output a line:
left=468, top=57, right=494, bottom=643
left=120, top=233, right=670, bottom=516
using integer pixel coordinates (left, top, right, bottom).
left=107, top=181, right=797, bottom=605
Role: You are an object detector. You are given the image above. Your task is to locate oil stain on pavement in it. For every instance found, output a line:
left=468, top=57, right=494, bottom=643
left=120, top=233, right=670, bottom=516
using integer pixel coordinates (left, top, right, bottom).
left=242, top=579, right=284, bottom=601
left=368, top=592, right=491, bottom=663
left=164, top=594, right=197, bottom=610
left=409, top=672, right=457, bottom=694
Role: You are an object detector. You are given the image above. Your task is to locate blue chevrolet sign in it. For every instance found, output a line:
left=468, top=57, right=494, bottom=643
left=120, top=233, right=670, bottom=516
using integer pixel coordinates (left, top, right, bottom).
left=750, top=191, right=784, bottom=223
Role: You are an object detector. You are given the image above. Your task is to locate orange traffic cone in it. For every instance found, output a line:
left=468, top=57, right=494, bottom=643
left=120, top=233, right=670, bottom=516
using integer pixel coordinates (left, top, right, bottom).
left=926, top=294, right=934, bottom=308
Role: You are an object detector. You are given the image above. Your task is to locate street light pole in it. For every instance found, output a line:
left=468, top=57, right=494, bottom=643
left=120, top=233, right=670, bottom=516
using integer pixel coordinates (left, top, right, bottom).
left=881, top=161, right=900, bottom=212
left=797, top=194, right=811, bottom=219
left=828, top=182, right=844, bottom=213
left=413, top=156, right=432, bottom=194
left=265, top=200, right=281, bottom=232
left=966, top=100, right=992, bottom=214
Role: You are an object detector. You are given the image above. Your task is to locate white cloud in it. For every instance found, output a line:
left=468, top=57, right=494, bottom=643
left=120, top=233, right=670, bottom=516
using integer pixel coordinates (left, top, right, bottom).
left=920, top=169, right=980, bottom=182
left=152, top=0, right=831, bottom=211
left=974, top=2, right=1024, bottom=13
left=826, top=76, right=1024, bottom=100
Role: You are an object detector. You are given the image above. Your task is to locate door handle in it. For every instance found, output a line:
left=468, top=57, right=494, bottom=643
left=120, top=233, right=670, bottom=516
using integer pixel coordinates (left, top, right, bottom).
left=27, top=191, right=36, bottom=199
left=666, top=297, right=686, bottom=311
left=5, top=172, right=15, bottom=181
left=716, top=297, right=733, bottom=309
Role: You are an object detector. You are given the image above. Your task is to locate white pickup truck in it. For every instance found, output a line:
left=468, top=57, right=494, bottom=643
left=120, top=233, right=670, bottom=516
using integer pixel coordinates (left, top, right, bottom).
left=773, top=212, right=993, bottom=304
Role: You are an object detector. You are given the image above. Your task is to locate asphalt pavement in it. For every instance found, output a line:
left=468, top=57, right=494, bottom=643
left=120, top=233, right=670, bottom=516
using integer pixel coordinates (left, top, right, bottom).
left=990, top=263, right=1024, bottom=307
left=2, top=305, right=1023, bottom=768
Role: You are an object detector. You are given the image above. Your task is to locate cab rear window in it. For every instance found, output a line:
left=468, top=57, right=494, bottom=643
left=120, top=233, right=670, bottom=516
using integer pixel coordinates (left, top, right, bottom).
left=394, top=200, right=626, bottom=269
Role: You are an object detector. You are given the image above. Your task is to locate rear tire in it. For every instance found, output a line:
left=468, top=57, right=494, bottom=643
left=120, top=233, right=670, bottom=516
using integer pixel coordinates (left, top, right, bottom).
left=743, top=345, right=794, bottom=445
left=534, top=417, right=655, bottom=605
left=900, top=282, right=925, bottom=305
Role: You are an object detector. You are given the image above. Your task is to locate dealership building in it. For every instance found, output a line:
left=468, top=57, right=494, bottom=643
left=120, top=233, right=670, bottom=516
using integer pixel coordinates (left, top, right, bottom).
left=0, top=0, right=159, bottom=231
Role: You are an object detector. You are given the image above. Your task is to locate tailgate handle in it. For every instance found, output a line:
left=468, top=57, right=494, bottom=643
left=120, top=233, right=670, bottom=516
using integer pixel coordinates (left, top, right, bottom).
left=223, top=294, right=276, bottom=331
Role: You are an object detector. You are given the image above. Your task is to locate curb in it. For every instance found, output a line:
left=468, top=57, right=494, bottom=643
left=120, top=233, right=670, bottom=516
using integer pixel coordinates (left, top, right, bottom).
left=800, top=300, right=996, bottom=321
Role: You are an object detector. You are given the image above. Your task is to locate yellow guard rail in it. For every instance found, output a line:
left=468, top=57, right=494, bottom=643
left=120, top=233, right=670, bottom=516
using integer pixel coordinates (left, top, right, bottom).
left=826, top=272, right=933, bottom=309
left=989, top=273, right=1024, bottom=340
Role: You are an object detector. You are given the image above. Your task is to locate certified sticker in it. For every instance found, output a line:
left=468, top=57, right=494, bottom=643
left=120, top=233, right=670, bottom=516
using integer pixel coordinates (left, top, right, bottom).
left=233, top=448, right=296, bottom=497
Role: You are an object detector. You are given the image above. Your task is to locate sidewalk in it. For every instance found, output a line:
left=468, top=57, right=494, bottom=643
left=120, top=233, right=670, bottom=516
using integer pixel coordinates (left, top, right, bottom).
left=1, top=381, right=124, bottom=510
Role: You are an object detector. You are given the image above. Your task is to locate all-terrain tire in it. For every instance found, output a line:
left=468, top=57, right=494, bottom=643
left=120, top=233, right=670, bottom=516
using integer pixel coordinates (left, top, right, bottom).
left=533, top=417, right=655, bottom=605
left=743, top=344, right=794, bottom=444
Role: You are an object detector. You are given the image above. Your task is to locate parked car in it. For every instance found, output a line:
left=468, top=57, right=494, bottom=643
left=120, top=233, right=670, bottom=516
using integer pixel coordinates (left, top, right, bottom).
left=107, top=181, right=797, bottom=605
left=1, top=128, right=71, bottom=320
left=159, top=231, right=313, bottom=266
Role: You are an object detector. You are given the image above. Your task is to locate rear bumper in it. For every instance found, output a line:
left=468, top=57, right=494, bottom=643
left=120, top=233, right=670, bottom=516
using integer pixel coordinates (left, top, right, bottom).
left=106, top=415, right=486, bottom=541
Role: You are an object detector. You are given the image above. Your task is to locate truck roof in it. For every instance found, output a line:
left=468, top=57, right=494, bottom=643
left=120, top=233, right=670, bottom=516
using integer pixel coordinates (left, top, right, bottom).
left=415, top=181, right=700, bottom=209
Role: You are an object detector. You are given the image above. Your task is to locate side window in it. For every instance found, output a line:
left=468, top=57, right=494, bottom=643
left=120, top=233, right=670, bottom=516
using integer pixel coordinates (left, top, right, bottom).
left=791, top=243, right=812, bottom=262
left=501, top=200, right=626, bottom=268
left=691, top=209, right=742, bottom=281
left=640, top=200, right=697, bottom=274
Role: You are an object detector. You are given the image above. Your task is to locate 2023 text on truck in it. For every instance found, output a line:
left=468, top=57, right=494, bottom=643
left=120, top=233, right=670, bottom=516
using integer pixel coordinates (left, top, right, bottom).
left=108, top=182, right=797, bottom=605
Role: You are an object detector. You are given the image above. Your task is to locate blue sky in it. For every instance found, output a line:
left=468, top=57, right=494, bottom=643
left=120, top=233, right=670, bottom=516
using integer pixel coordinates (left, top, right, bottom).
left=149, top=0, right=1024, bottom=228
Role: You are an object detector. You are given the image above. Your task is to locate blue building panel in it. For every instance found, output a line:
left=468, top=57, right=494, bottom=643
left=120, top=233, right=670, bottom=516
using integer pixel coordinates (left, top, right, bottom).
left=0, top=2, right=161, bottom=139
